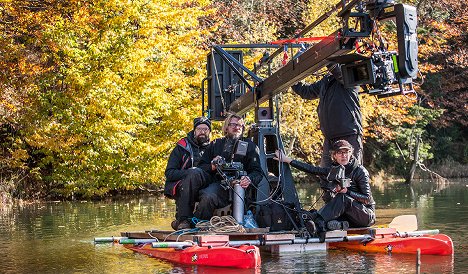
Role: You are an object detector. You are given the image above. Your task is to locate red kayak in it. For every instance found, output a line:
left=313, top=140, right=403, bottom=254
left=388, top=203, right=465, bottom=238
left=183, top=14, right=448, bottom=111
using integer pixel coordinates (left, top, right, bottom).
left=330, top=231, right=453, bottom=256
left=123, top=243, right=261, bottom=269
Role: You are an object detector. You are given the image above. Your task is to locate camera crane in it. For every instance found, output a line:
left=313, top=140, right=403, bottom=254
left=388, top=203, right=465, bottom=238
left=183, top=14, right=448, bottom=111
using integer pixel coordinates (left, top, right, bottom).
left=201, top=0, right=418, bottom=231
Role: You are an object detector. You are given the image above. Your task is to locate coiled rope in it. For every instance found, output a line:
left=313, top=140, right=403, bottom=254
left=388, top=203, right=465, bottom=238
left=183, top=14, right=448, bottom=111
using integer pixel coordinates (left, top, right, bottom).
left=195, top=216, right=246, bottom=233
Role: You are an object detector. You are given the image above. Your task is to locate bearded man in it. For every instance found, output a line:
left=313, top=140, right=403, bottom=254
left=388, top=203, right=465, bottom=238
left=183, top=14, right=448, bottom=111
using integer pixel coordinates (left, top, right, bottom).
left=193, top=113, right=263, bottom=222
left=164, top=116, right=211, bottom=230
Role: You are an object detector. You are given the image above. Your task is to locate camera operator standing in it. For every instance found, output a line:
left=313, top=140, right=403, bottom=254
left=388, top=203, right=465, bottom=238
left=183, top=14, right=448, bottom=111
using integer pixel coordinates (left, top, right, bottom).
left=194, top=113, right=263, bottom=221
left=291, top=62, right=363, bottom=167
left=274, top=140, right=375, bottom=243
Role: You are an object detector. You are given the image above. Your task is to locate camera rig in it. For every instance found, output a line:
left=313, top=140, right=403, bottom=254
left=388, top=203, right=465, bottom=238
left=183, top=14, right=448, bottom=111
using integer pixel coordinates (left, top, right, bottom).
left=202, top=0, right=418, bottom=120
left=211, top=157, right=248, bottom=224
left=201, top=0, right=419, bottom=231
left=211, top=157, right=247, bottom=189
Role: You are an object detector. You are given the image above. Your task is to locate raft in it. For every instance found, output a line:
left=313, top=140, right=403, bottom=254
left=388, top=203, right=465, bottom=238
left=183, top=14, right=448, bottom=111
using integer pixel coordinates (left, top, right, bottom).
left=329, top=228, right=454, bottom=256
left=123, top=242, right=261, bottom=269
left=94, top=215, right=454, bottom=269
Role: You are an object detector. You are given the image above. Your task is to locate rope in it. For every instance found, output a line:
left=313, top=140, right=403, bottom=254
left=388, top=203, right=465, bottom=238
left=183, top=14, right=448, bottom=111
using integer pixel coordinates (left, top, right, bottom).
left=195, top=216, right=246, bottom=233
left=163, top=228, right=199, bottom=242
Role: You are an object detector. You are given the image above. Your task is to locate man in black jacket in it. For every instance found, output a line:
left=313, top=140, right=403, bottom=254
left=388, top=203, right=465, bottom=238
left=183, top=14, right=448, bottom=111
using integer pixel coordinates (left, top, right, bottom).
left=194, top=113, right=263, bottom=221
left=274, top=140, right=375, bottom=242
left=165, top=117, right=211, bottom=230
left=291, top=62, right=363, bottom=167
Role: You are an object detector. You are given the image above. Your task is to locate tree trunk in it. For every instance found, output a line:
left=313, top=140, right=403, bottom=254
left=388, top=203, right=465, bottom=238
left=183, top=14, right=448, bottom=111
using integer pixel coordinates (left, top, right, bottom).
left=406, top=135, right=421, bottom=184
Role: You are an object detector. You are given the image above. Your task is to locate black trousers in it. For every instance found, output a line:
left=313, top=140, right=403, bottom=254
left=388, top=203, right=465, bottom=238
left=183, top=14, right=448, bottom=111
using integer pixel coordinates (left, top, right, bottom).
left=318, top=193, right=375, bottom=228
left=175, top=168, right=208, bottom=220
left=193, top=182, right=230, bottom=221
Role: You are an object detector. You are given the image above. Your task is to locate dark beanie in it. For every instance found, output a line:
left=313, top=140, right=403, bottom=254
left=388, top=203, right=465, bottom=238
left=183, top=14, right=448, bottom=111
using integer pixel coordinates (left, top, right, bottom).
left=193, top=116, right=211, bottom=131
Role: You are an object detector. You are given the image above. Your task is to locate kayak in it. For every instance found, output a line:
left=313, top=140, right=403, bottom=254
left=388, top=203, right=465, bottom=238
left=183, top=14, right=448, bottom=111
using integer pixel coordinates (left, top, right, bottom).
left=329, top=229, right=454, bottom=256
left=123, top=243, right=261, bottom=269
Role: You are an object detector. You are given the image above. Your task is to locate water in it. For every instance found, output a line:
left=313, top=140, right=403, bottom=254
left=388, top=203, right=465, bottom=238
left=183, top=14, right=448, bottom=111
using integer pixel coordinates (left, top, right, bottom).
left=0, top=179, right=466, bottom=273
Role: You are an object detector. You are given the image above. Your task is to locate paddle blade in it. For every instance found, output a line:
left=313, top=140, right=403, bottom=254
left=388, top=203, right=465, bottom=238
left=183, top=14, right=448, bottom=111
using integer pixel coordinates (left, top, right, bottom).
left=389, top=215, right=418, bottom=232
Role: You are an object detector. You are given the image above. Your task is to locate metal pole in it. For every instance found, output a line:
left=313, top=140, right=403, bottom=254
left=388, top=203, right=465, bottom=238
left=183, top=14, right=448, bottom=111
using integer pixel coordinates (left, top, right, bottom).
left=232, top=183, right=245, bottom=224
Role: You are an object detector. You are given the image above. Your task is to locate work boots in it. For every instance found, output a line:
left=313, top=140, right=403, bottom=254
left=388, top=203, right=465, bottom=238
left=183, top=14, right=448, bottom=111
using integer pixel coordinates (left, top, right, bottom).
left=305, top=215, right=327, bottom=243
left=171, top=219, right=192, bottom=230
left=327, top=220, right=349, bottom=231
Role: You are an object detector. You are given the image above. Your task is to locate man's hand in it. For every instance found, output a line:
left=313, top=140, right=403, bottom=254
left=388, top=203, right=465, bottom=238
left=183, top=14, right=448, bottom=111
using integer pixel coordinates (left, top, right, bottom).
left=239, top=175, right=251, bottom=188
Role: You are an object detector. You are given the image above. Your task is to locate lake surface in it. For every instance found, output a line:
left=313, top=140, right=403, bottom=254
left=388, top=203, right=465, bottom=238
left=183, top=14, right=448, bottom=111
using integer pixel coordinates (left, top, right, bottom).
left=1, top=179, right=467, bottom=273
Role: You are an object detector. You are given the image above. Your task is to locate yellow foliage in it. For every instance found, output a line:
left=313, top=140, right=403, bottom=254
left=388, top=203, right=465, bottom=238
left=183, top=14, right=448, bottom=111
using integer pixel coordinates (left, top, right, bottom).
left=1, top=0, right=214, bottom=197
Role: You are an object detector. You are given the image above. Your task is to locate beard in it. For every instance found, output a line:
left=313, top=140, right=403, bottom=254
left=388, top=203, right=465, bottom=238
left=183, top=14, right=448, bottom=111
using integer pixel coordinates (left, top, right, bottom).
left=195, top=134, right=209, bottom=145
left=226, top=131, right=242, bottom=140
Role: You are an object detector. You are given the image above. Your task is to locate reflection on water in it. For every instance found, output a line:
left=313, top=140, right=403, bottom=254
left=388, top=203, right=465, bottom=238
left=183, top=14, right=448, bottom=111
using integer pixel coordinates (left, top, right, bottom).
left=262, top=251, right=455, bottom=273
left=0, top=179, right=466, bottom=273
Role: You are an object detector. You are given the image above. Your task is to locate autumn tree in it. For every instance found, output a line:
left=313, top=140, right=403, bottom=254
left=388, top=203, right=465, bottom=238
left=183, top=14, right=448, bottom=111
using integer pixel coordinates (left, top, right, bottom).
left=1, top=0, right=212, bottom=198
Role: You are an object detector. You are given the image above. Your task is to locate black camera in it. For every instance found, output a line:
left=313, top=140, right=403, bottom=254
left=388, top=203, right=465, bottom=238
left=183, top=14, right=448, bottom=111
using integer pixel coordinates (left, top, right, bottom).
left=341, top=51, right=407, bottom=96
left=334, top=1, right=418, bottom=98
left=212, top=157, right=247, bottom=188
left=322, top=165, right=351, bottom=191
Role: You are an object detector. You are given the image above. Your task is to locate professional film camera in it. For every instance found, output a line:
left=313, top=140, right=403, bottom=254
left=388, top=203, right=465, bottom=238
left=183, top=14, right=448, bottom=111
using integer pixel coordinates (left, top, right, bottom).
left=337, top=0, right=418, bottom=97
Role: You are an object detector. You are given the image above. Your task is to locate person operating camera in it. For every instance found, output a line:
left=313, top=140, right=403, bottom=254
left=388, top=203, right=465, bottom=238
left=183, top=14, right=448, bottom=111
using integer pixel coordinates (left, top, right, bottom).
left=274, top=140, right=375, bottom=242
left=194, top=113, right=263, bottom=221
left=291, top=62, right=363, bottom=167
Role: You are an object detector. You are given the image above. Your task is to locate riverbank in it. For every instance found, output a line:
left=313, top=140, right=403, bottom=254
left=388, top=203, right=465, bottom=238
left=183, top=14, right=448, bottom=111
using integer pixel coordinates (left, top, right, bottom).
left=1, top=160, right=467, bottom=204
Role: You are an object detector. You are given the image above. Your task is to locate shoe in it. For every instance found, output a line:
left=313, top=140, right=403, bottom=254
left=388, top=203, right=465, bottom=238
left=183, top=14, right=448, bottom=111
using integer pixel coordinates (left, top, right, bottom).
left=306, top=217, right=326, bottom=243
left=305, top=220, right=316, bottom=236
left=314, top=216, right=327, bottom=243
left=171, top=219, right=192, bottom=230
left=341, top=221, right=349, bottom=231
left=171, top=220, right=178, bottom=230
left=177, top=219, right=192, bottom=230
left=327, top=220, right=350, bottom=231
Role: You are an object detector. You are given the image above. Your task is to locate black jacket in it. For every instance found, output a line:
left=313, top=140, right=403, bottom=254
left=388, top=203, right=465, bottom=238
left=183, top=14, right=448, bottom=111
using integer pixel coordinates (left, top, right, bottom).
left=165, top=131, right=209, bottom=182
left=291, top=75, right=362, bottom=140
left=198, top=137, right=263, bottom=186
left=290, top=157, right=375, bottom=207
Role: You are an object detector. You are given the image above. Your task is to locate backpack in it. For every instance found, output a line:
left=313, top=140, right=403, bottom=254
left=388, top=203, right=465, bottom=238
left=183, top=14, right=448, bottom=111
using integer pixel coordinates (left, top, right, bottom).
left=256, top=202, right=299, bottom=231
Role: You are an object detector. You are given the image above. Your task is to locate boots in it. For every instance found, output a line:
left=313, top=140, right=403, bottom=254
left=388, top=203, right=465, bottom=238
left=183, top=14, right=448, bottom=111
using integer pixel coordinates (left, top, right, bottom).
left=327, top=220, right=349, bottom=231
left=171, top=219, right=192, bottom=230
left=305, top=215, right=327, bottom=243
left=314, top=216, right=327, bottom=243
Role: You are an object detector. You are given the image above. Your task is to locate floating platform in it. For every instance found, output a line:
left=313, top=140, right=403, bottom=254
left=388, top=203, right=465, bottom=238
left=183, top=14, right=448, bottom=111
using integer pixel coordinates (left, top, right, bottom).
left=94, top=226, right=453, bottom=269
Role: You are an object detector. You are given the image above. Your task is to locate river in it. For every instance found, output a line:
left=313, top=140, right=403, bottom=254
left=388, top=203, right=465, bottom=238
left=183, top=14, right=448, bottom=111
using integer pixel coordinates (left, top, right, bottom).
left=0, top=179, right=466, bottom=273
